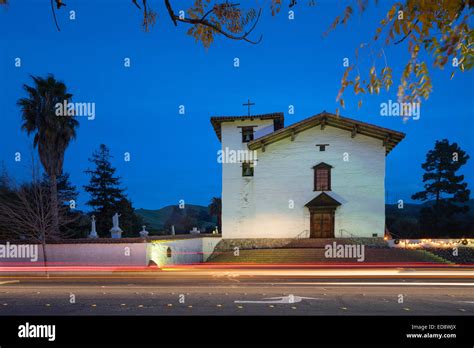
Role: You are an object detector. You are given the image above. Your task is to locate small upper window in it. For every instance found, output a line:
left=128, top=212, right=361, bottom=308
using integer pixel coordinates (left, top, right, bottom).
left=316, top=144, right=329, bottom=151
left=313, top=163, right=332, bottom=191
left=242, top=127, right=254, bottom=143
left=242, top=162, right=254, bottom=177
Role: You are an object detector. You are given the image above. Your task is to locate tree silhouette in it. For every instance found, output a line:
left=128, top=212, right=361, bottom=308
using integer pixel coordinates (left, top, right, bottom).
left=412, top=139, right=470, bottom=236
left=17, top=75, right=79, bottom=235
left=84, top=144, right=141, bottom=236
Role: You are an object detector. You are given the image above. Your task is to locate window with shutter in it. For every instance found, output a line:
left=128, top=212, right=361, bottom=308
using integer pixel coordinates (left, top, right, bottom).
left=242, top=127, right=254, bottom=142
left=242, top=162, right=254, bottom=177
left=313, top=163, right=332, bottom=191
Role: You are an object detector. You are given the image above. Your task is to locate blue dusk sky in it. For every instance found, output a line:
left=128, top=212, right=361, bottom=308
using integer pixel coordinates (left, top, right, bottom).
left=0, top=1, right=472, bottom=210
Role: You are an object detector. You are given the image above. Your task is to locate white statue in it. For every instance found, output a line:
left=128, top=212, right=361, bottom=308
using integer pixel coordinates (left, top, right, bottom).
left=88, top=215, right=98, bottom=238
left=139, top=225, right=149, bottom=238
left=110, top=212, right=123, bottom=238
left=190, top=227, right=200, bottom=234
left=112, top=213, right=120, bottom=229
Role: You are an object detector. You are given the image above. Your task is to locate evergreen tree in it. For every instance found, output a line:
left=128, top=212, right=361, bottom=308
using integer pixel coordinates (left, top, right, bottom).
left=84, top=144, right=141, bottom=237
left=117, top=198, right=143, bottom=238
left=42, top=172, right=78, bottom=204
left=412, top=139, right=470, bottom=237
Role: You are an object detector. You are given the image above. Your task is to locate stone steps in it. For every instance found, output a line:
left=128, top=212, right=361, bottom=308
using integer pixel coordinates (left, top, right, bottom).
left=284, top=238, right=358, bottom=248
left=207, top=248, right=444, bottom=264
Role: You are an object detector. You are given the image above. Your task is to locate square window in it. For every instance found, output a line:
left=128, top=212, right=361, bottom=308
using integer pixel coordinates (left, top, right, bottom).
left=242, top=162, right=254, bottom=177
left=242, top=127, right=254, bottom=142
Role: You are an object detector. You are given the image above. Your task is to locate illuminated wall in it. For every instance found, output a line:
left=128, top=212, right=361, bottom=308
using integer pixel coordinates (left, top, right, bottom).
left=221, top=121, right=386, bottom=239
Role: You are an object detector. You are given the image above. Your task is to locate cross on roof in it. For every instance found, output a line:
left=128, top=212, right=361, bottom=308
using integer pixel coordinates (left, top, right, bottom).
left=243, top=99, right=255, bottom=116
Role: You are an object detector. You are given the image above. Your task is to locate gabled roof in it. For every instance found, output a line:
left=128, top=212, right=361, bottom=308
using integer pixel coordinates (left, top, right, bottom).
left=247, top=111, right=405, bottom=155
left=210, top=112, right=285, bottom=141
left=313, top=162, right=333, bottom=169
left=305, top=192, right=342, bottom=208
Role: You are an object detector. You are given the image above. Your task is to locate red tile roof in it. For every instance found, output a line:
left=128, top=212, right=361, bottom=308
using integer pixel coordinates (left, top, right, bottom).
left=247, top=111, right=405, bottom=155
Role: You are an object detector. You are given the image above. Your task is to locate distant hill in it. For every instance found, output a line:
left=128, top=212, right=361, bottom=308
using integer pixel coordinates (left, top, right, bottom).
left=136, top=204, right=216, bottom=235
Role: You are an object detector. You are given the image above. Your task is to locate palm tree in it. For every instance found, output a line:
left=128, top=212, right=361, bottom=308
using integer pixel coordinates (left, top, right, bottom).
left=208, top=197, right=222, bottom=233
left=17, top=74, right=78, bottom=236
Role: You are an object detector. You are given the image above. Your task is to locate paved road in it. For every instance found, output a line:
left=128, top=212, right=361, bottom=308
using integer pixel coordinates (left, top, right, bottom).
left=0, top=266, right=473, bottom=315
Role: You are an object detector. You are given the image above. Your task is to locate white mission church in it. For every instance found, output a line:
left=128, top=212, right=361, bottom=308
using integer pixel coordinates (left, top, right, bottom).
left=211, top=111, right=405, bottom=239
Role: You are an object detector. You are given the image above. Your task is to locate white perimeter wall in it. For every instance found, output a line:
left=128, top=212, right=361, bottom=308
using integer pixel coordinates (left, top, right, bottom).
left=0, top=243, right=148, bottom=266
left=0, top=238, right=221, bottom=268
left=221, top=123, right=386, bottom=239
left=148, top=237, right=221, bottom=267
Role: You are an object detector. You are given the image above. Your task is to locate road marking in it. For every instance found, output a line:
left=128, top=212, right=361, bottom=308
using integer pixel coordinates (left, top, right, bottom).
left=234, top=294, right=321, bottom=304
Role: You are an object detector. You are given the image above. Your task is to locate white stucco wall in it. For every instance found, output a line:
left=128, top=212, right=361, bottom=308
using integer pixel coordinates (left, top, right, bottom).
left=147, top=237, right=222, bottom=267
left=0, top=238, right=222, bottom=269
left=0, top=243, right=148, bottom=266
left=221, top=122, right=386, bottom=239
left=221, top=118, right=275, bottom=239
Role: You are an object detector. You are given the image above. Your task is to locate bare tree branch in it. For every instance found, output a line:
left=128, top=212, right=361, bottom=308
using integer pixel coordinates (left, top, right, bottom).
left=50, top=0, right=61, bottom=31
left=164, top=0, right=177, bottom=26
left=132, top=0, right=141, bottom=9
left=0, top=159, right=78, bottom=243
left=163, top=0, right=263, bottom=44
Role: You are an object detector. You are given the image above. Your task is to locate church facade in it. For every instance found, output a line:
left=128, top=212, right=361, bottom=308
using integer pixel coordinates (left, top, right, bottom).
left=211, top=111, right=405, bottom=239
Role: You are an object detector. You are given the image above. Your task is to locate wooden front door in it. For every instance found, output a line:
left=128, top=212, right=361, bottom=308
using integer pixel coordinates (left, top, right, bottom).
left=310, top=211, right=334, bottom=238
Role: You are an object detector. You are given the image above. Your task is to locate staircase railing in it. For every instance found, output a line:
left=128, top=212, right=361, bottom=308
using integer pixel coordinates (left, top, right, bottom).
left=338, top=229, right=357, bottom=238
left=294, top=229, right=309, bottom=239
